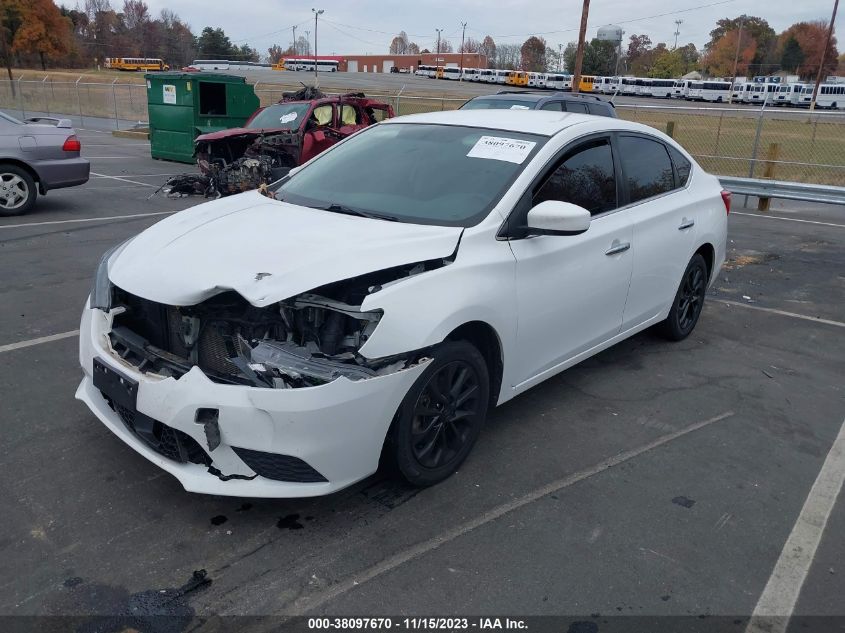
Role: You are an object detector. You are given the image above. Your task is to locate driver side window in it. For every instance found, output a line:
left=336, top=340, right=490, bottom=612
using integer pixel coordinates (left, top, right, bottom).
left=533, top=138, right=617, bottom=216
left=309, top=104, right=334, bottom=128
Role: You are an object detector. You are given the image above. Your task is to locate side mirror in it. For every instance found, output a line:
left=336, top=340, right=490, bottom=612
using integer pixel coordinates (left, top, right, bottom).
left=524, top=200, right=591, bottom=236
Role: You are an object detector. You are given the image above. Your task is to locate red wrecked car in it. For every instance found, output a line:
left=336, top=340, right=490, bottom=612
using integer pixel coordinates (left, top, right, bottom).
left=163, top=88, right=394, bottom=197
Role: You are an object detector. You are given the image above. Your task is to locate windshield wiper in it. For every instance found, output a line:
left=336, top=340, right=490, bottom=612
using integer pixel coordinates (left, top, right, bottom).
left=317, top=203, right=399, bottom=222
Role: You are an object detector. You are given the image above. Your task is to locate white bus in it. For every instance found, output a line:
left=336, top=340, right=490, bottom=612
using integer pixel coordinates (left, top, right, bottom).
left=748, top=83, right=779, bottom=105
left=527, top=72, right=546, bottom=88
left=285, top=58, right=339, bottom=72
left=545, top=74, right=572, bottom=90
left=731, top=81, right=753, bottom=102
left=648, top=79, right=676, bottom=98
left=440, top=66, right=461, bottom=80
left=595, top=76, right=620, bottom=94
left=620, top=77, right=638, bottom=96
left=190, top=59, right=231, bottom=70
left=492, top=69, right=509, bottom=84
left=415, top=64, right=437, bottom=78
left=461, top=67, right=479, bottom=81
left=799, top=84, right=845, bottom=109
left=699, top=81, right=732, bottom=103
left=634, top=78, right=652, bottom=97
left=774, top=83, right=805, bottom=106
left=685, top=81, right=704, bottom=100
left=672, top=79, right=691, bottom=98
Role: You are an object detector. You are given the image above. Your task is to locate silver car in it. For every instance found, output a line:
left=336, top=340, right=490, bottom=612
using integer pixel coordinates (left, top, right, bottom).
left=0, top=112, right=90, bottom=215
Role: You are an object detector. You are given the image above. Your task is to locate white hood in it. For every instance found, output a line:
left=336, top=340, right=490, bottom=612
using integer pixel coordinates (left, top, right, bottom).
left=108, top=191, right=463, bottom=306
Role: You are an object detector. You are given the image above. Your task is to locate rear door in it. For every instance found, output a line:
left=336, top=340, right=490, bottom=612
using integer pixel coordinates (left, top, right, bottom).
left=617, top=134, right=699, bottom=328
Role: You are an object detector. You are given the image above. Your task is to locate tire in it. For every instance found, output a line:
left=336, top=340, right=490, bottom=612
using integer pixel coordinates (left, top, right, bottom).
left=384, top=340, right=490, bottom=487
left=0, top=164, right=37, bottom=216
left=659, top=253, right=708, bottom=341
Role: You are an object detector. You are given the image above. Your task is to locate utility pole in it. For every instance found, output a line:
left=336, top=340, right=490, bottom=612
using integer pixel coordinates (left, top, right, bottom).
left=311, top=8, right=323, bottom=81
left=459, top=22, right=467, bottom=80
left=810, top=0, right=839, bottom=111
left=727, top=16, right=745, bottom=104
left=558, top=43, right=563, bottom=72
left=292, top=26, right=297, bottom=56
left=571, top=0, right=590, bottom=93
left=305, top=31, right=310, bottom=55
left=436, top=28, right=443, bottom=66
left=673, top=20, right=683, bottom=49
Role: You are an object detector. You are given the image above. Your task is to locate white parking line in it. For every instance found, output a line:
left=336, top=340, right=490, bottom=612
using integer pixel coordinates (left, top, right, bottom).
left=732, top=212, right=845, bottom=229
left=0, top=210, right=176, bottom=230
left=712, top=299, right=845, bottom=329
left=0, top=330, right=79, bottom=354
left=90, top=172, right=158, bottom=188
left=91, top=173, right=178, bottom=178
left=746, top=416, right=845, bottom=633
left=291, top=411, right=735, bottom=615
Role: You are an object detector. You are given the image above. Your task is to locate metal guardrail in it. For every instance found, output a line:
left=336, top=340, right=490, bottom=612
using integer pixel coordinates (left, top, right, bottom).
left=719, top=176, right=845, bottom=205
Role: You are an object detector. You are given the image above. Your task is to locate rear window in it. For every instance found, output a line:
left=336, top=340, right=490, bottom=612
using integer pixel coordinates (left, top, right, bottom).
left=668, top=146, right=692, bottom=187
left=461, top=98, right=536, bottom=110
left=618, top=135, right=676, bottom=203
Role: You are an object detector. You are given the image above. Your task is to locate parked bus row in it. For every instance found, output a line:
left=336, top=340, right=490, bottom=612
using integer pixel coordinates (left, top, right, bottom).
left=414, top=66, right=599, bottom=91
left=592, top=74, right=845, bottom=109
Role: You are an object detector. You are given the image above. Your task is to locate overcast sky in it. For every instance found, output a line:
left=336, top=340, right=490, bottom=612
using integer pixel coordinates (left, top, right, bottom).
left=137, top=0, right=842, bottom=56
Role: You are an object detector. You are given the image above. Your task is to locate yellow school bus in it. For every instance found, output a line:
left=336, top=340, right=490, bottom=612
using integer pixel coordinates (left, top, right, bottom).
left=578, top=75, right=596, bottom=92
left=505, top=71, right=529, bottom=86
left=105, top=57, right=169, bottom=71
left=271, top=59, right=286, bottom=71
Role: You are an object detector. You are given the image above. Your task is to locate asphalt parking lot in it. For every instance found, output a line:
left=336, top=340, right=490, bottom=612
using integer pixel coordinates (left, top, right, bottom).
left=1, top=129, right=843, bottom=629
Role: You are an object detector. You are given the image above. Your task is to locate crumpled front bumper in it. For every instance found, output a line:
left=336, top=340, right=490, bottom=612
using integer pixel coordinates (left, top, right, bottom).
left=76, top=304, right=429, bottom=497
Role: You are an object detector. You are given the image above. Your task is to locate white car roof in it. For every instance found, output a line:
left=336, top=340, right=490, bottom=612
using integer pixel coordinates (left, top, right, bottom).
left=384, top=109, right=648, bottom=138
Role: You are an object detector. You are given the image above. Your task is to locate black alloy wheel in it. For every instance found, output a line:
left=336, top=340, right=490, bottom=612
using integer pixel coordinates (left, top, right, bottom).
left=385, top=340, right=490, bottom=487
left=660, top=253, right=708, bottom=341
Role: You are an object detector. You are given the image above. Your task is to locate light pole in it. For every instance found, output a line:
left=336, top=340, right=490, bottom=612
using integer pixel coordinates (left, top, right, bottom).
left=673, top=20, right=683, bottom=49
left=436, top=28, right=443, bottom=67
left=459, top=22, right=467, bottom=80
left=558, top=43, right=562, bottom=72
left=311, top=8, right=324, bottom=80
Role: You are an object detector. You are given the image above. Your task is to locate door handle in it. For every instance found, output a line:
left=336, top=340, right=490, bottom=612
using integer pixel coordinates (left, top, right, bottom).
left=678, top=218, right=695, bottom=230
left=605, top=241, right=631, bottom=256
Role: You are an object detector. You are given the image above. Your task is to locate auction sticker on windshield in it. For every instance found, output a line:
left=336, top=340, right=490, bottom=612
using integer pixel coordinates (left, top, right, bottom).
left=467, top=136, right=536, bottom=164
left=280, top=112, right=298, bottom=124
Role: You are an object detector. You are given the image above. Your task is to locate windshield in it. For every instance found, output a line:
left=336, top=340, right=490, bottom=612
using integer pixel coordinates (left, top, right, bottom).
left=273, top=123, right=546, bottom=227
left=247, top=103, right=311, bottom=129
left=461, top=98, right=536, bottom=110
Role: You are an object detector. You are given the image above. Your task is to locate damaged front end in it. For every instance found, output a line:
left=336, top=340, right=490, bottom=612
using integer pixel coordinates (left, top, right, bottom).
left=104, top=259, right=446, bottom=389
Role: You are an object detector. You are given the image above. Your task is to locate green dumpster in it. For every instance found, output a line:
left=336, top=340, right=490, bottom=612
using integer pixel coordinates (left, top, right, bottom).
left=145, top=72, right=260, bottom=163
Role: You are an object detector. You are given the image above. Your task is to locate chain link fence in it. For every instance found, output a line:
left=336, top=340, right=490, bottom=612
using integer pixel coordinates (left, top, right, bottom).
left=2, top=78, right=844, bottom=186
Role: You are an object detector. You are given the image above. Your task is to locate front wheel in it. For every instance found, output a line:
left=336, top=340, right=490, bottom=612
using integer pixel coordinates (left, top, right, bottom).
left=0, top=164, right=37, bottom=216
left=660, top=254, right=708, bottom=341
left=385, top=340, right=490, bottom=487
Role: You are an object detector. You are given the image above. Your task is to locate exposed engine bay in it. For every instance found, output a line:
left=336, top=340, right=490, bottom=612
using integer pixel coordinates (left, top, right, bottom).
left=106, top=258, right=447, bottom=389
left=160, top=87, right=393, bottom=198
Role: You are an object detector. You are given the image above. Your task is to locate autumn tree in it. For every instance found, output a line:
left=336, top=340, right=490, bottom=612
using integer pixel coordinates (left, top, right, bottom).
left=626, top=34, right=652, bottom=67
left=778, top=22, right=838, bottom=79
left=438, top=39, right=453, bottom=53
left=268, top=44, right=286, bottom=64
left=705, top=15, right=776, bottom=75
left=704, top=28, right=756, bottom=77
left=407, top=42, right=419, bottom=55
left=520, top=36, right=546, bottom=71
left=10, top=0, right=73, bottom=70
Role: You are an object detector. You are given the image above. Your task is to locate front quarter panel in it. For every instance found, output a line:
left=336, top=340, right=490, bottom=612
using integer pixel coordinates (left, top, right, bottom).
left=358, top=226, right=517, bottom=400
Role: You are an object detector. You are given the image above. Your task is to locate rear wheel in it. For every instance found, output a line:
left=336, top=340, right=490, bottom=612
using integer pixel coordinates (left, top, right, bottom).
left=0, top=164, right=36, bottom=216
left=660, top=254, right=708, bottom=341
left=385, top=340, right=490, bottom=487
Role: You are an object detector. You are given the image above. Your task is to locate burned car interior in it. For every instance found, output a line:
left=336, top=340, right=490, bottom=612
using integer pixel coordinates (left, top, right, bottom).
left=162, top=87, right=394, bottom=198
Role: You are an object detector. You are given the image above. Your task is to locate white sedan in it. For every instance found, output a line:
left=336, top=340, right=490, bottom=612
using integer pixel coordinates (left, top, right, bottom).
left=77, top=110, right=728, bottom=497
